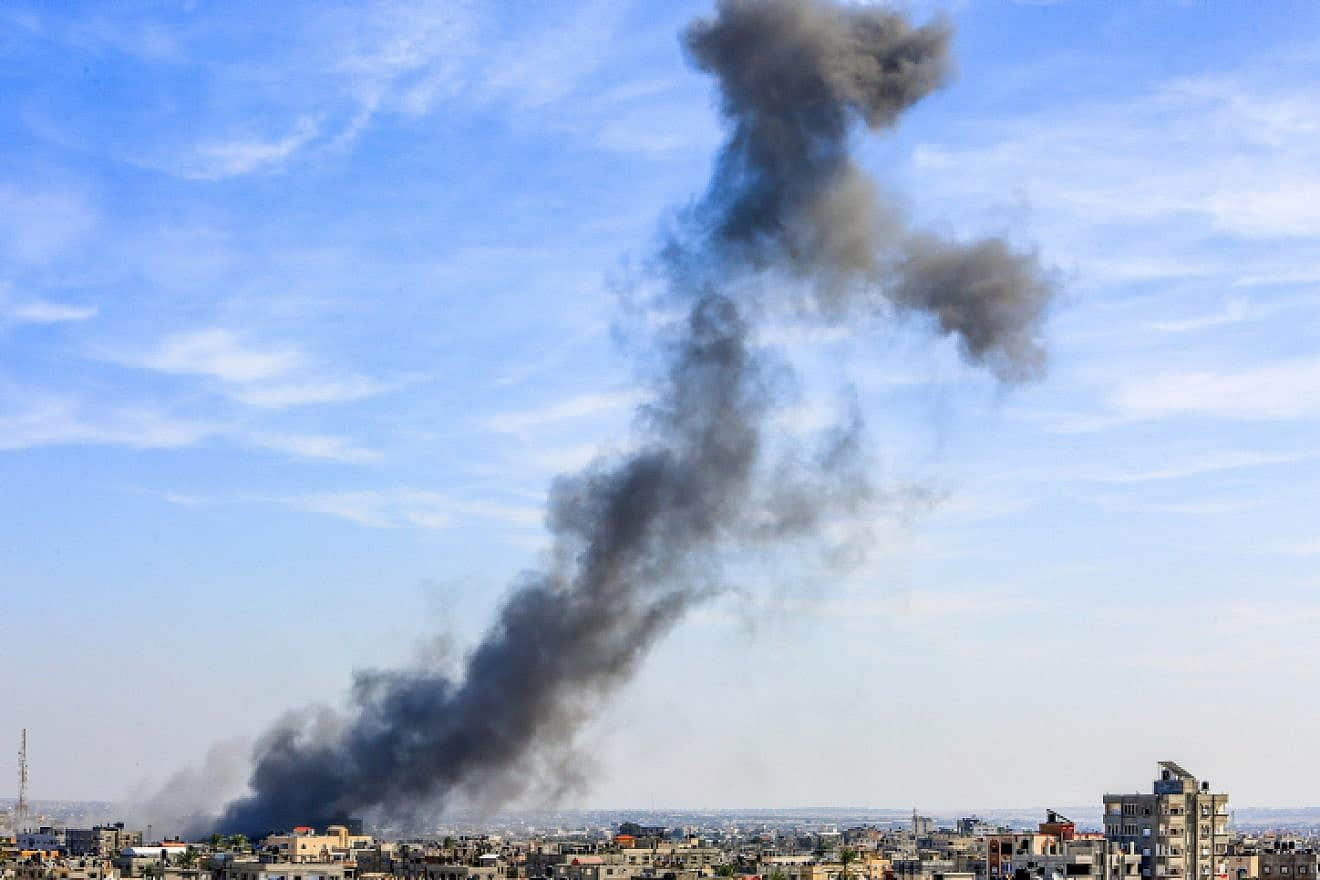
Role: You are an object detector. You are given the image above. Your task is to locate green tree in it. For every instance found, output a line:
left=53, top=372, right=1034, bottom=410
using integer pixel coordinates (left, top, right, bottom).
left=840, top=849, right=858, bottom=880
left=227, top=834, right=249, bottom=852
left=208, top=834, right=225, bottom=851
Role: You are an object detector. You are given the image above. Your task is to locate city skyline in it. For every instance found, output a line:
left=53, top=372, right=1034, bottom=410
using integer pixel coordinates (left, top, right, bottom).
left=4, top=0, right=1320, bottom=817
left=1, top=760, right=1313, bottom=827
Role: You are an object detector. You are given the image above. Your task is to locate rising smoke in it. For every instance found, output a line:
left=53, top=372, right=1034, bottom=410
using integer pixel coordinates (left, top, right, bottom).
left=197, top=0, right=1055, bottom=836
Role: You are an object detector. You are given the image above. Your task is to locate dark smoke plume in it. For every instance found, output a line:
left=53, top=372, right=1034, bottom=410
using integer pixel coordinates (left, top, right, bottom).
left=203, top=0, right=1054, bottom=836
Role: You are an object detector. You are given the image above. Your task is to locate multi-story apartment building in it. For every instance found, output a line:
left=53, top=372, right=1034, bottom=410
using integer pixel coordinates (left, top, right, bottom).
left=988, top=814, right=1140, bottom=880
left=1257, top=846, right=1319, bottom=880
left=17, top=828, right=67, bottom=852
left=956, top=820, right=997, bottom=839
left=67, top=825, right=143, bottom=857
left=1103, top=762, right=1230, bottom=880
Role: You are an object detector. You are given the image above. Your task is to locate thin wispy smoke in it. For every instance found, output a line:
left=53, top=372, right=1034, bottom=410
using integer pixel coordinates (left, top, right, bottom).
left=123, top=739, right=250, bottom=835
left=191, top=0, right=1055, bottom=836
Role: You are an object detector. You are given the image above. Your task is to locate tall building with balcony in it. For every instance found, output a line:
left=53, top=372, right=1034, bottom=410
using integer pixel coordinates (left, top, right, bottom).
left=1103, top=762, right=1230, bottom=880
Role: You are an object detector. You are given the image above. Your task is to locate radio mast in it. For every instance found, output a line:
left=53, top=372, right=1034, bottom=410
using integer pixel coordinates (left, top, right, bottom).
left=15, top=729, right=29, bottom=832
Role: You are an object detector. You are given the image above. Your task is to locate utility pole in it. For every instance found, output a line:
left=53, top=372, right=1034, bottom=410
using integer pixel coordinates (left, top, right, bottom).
left=16, top=728, right=29, bottom=832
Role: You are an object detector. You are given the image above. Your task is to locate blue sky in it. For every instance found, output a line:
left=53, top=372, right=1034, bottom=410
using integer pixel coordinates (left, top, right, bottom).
left=3, top=0, right=1320, bottom=812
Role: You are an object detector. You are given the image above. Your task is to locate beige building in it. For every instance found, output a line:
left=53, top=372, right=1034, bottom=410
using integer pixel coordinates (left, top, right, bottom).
left=988, top=834, right=1056, bottom=879
left=11, top=857, right=119, bottom=880
left=222, top=860, right=348, bottom=880
left=260, top=828, right=372, bottom=864
left=1258, top=849, right=1319, bottom=880
left=1104, top=762, right=1230, bottom=880
left=760, top=858, right=889, bottom=880
left=419, top=863, right=499, bottom=880
left=1222, top=855, right=1258, bottom=880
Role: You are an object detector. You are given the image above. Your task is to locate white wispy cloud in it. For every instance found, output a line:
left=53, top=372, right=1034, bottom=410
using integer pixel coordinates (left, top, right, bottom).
left=121, top=328, right=389, bottom=409
left=245, top=432, right=380, bottom=464
left=1084, top=493, right=1261, bottom=516
left=97, top=0, right=639, bottom=178
left=273, top=489, right=437, bottom=528
left=0, top=395, right=214, bottom=452
left=327, top=1, right=482, bottom=119
left=138, top=329, right=304, bottom=383
left=252, top=488, right=542, bottom=530
left=1088, top=450, right=1312, bottom=484
left=1144, top=297, right=1271, bottom=334
left=487, top=1, right=628, bottom=110
left=1038, top=356, right=1320, bottom=434
left=228, top=376, right=390, bottom=409
left=179, top=116, right=322, bottom=180
left=915, top=87, right=1320, bottom=242
left=1108, top=357, right=1320, bottom=423
left=0, top=390, right=375, bottom=463
left=483, top=388, right=643, bottom=435
left=130, top=487, right=204, bottom=507
left=906, top=63, right=1320, bottom=298
left=4, top=299, right=98, bottom=324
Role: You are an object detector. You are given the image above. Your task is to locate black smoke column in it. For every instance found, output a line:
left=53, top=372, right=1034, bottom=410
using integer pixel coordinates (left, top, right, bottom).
left=209, top=0, right=1055, bottom=836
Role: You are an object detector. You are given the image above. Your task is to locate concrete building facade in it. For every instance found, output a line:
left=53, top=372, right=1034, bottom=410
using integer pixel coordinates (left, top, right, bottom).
left=67, top=826, right=143, bottom=857
left=1104, top=762, right=1230, bottom=880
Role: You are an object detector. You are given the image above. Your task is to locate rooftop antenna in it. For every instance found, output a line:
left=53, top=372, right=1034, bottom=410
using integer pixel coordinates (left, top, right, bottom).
left=16, top=729, right=29, bottom=832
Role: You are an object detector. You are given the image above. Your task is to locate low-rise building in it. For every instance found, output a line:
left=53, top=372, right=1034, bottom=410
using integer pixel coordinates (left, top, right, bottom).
left=67, top=827, right=143, bottom=857
left=222, top=860, right=348, bottom=880
left=9, top=856, right=119, bottom=880
left=1258, top=849, right=1319, bottom=880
